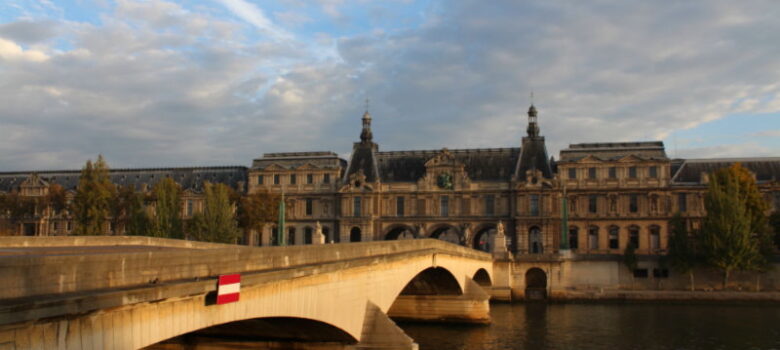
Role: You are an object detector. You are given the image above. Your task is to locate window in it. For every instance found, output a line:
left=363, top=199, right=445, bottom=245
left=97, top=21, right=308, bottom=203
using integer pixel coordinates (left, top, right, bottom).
left=288, top=227, right=296, bottom=245
left=568, top=168, right=577, bottom=179
left=353, top=197, right=362, bottom=217
left=530, top=194, right=540, bottom=216
left=290, top=174, right=296, bottom=185
left=588, top=167, right=597, bottom=179
left=653, top=268, right=669, bottom=278
left=609, top=226, right=619, bottom=249
left=323, top=173, right=330, bottom=184
left=485, top=195, right=495, bottom=215
left=629, top=167, right=637, bottom=178
left=187, top=200, right=194, bottom=216
left=588, top=226, right=599, bottom=249
left=629, top=226, right=639, bottom=248
left=307, top=174, right=314, bottom=184
left=396, top=197, right=405, bottom=217
left=257, top=175, right=263, bottom=185
left=67, top=221, right=72, bottom=231
left=649, top=166, right=658, bottom=178
left=629, top=194, right=638, bottom=213
left=305, top=198, right=313, bottom=216
left=633, top=269, right=649, bottom=278
left=650, top=226, right=660, bottom=250
left=609, top=167, right=617, bottom=179
left=440, top=196, right=449, bottom=216
left=588, top=195, right=598, bottom=213
left=569, top=227, right=579, bottom=250
left=304, top=227, right=313, bottom=244
left=678, top=193, right=687, bottom=212
left=53, top=222, right=59, bottom=231
left=273, top=174, right=280, bottom=185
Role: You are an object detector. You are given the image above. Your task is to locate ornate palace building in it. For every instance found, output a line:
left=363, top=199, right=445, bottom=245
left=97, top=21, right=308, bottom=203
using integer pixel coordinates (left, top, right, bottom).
left=2, top=106, right=779, bottom=256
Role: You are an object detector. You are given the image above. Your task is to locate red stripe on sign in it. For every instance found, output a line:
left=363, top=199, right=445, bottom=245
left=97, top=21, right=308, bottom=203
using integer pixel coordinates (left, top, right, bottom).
left=219, top=274, right=241, bottom=285
left=216, top=293, right=239, bottom=304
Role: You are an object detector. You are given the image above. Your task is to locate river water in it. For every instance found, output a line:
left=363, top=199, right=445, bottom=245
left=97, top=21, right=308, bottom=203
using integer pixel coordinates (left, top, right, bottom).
left=398, top=303, right=780, bottom=350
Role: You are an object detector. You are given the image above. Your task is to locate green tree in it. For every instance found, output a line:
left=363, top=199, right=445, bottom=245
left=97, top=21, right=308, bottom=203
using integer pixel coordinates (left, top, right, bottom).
left=149, top=177, right=183, bottom=238
left=72, top=155, right=115, bottom=235
left=237, top=190, right=281, bottom=244
left=189, top=182, right=239, bottom=243
left=770, top=211, right=780, bottom=250
left=700, top=164, right=770, bottom=289
left=114, top=185, right=151, bottom=236
left=668, top=213, right=698, bottom=291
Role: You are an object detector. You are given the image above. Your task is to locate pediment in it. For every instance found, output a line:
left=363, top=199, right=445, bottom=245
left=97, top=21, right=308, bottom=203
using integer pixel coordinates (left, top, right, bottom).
left=262, top=164, right=286, bottom=171
left=424, top=148, right=463, bottom=168
left=295, top=163, right=319, bottom=170
left=576, top=155, right=604, bottom=163
left=617, top=154, right=644, bottom=163
left=21, top=173, right=48, bottom=188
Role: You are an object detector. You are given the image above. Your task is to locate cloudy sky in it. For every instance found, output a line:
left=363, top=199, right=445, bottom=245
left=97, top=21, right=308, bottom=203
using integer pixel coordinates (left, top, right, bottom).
left=1, top=0, right=779, bottom=171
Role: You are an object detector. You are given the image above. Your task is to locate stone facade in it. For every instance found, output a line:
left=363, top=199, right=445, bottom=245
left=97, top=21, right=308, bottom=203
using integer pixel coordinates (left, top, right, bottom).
left=2, top=106, right=779, bottom=257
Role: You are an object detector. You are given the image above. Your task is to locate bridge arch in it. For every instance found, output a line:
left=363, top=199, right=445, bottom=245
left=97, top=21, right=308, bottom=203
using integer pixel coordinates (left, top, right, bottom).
left=525, top=267, right=548, bottom=300
left=384, top=224, right=417, bottom=240
left=473, top=268, right=492, bottom=287
left=398, top=267, right=463, bottom=295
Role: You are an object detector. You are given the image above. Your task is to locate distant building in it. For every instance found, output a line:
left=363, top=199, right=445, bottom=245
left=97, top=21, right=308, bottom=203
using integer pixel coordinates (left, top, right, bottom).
left=2, top=106, right=779, bottom=256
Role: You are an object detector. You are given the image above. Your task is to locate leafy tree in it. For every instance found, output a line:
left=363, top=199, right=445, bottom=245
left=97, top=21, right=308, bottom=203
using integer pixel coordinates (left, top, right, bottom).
left=700, top=164, right=770, bottom=289
left=769, top=211, right=780, bottom=251
left=237, top=190, right=281, bottom=244
left=114, top=184, right=151, bottom=236
left=149, top=177, right=183, bottom=238
left=668, top=213, right=698, bottom=291
left=72, top=155, right=115, bottom=235
left=46, top=184, right=68, bottom=214
left=189, top=182, right=239, bottom=243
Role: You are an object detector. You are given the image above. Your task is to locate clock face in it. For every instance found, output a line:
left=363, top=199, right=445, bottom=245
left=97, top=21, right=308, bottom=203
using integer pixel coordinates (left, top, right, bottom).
left=437, top=172, right=453, bottom=190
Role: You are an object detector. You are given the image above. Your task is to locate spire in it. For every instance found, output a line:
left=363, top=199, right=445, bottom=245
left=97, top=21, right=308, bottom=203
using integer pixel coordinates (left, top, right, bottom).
left=360, top=99, right=373, bottom=143
left=527, top=104, right=540, bottom=138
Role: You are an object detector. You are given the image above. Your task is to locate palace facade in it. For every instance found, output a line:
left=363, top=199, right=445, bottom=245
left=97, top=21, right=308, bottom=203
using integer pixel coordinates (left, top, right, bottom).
left=2, top=106, right=779, bottom=256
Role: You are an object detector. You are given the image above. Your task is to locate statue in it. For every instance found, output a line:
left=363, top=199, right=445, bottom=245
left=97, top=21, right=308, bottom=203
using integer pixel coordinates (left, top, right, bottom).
left=437, top=172, right=454, bottom=190
left=493, top=221, right=509, bottom=259
left=496, top=221, right=505, bottom=237
left=315, top=221, right=326, bottom=244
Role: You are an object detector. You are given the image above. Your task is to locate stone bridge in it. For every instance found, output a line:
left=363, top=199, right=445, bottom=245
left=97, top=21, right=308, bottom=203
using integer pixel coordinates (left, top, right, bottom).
left=0, top=237, right=494, bottom=349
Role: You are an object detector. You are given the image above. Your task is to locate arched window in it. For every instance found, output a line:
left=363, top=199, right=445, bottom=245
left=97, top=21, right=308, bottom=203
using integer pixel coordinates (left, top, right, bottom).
left=588, top=226, right=599, bottom=250
left=323, top=226, right=331, bottom=243
left=608, top=226, right=619, bottom=249
left=569, top=226, right=579, bottom=250
left=288, top=227, right=296, bottom=245
left=628, top=226, right=640, bottom=249
left=304, top=227, right=313, bottom=245
left=350, top=227, right=361, bottom=242
left=271, top=226, right=278, bottom=246
left=529, top=226, right=543, bottom=254
left=649, top=225, right=661, bottom=250
left=473, top=226, right=496, bottom=252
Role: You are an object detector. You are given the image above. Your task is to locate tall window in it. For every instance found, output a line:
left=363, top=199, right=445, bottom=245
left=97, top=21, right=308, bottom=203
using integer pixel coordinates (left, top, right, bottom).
left=588, top=167, right=597, bottom=179
left=305, top=198, right=313, bottom=216
left=649, top=166, right=658, bottom=178
left=304, top=227, right=313, bottom=244
left=323, top=173, right=330, bottom=184
left=678, top=193, right=687, bottom=212
left=629, top=194, right=639, bottom=213
left=608, top=226, right=619, bottom=249
left=530, top=194, right=540, bottom=216
left=568, top=168, right=577, bottom=179
left=609, top=167, right=617, bottom=179
left=187, top=200, right=194, bottom=216
left=440, top=196, right=449, bottom=217
left=257, top=175, right=263, bottom=185
left=588, top=226, right=599, bottom=250
left=588, top=195, right=598, bottom=213
left=273, top=174, right=280, bottom=185
left=353, top=197, right=362, bottom=217
left=569, top=227, right=579, bottom=250
left=288, top=227, right=296, bottom=245
left=485, top=195, right=495, bottom=215
left=290, top=174, right=297, bottom=185
left=650, top=226, right=660, bottom=250
left=629, top=166, right=637, bottom=178
left=629, top=226, right=639, bottom=248
left=396, top=196, right=405, bottom=217
left=307, top=174, right=314, bottom=184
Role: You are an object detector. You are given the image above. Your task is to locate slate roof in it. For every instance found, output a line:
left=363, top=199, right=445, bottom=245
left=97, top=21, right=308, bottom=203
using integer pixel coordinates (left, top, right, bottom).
left=376, top=148, right=520, bottom=182
left=559, top=141, right=668, bottom=162
left=344, top=144, right=380, bottom=183
left=671, top=158, right=780, bottom=184
left=515, top=137, right=553, bottom=179
left=0, top=166, right=247, bottom=193
left=252, top=152, right=345, bottom=170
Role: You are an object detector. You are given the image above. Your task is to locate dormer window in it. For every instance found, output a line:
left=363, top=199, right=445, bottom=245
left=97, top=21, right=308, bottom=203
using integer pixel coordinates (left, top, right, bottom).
left=608, top=167, right=617, bottom=179
left=307, top=174, right=314, bottom=184
left=568, top=168, right=576, bottom=179
left=588, top=168, right=596, bottom=179
left=649, top=166, right=658, bottom=178
left=628, top=167, right=637, bottom=178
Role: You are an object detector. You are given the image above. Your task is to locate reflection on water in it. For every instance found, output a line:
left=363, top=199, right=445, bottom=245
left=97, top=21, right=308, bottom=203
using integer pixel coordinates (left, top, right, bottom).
left=398, top=303, right=780, bottom=350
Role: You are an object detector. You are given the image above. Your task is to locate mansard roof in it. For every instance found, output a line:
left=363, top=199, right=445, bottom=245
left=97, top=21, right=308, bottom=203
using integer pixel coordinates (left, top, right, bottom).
left=0, top=166, right=247, bottom=193
left=559, top=141, right=668, bottom=162
left=252, top=152, right=346, bottom=170
left=376, top=148, right=520, bottom=182
left=671, top=157, right=780, bottom=184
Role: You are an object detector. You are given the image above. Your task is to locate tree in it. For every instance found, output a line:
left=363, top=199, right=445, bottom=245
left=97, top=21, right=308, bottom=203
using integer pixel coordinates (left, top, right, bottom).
left=623, top=243, right=638, bottom=288
left=149, top=177, right=183, bottom=238
left=700, top=163, right=770, bottom=289
left=237, top=190, right=281, bottom=244
left=72, top=155, right=115, bottom=235
left=769, top=211, right=780, bottom=251
left=114, top=184, right=151, bottom=236
left=668, top=213, right=698, bottom=291
left=189, top=182, right=239, bottom=243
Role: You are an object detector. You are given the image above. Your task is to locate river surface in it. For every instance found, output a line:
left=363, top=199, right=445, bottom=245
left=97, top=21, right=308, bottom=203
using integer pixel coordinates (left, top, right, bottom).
left=397, top=303, right=780, bottom=350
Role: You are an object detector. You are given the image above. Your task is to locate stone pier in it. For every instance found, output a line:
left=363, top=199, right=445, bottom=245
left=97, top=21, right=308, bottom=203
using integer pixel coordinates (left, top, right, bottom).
left=387, top=279, right=490, bottom=324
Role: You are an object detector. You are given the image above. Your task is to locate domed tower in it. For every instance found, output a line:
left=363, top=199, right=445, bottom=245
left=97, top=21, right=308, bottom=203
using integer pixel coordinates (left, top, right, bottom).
left=514, top=104, right=553, bottom=179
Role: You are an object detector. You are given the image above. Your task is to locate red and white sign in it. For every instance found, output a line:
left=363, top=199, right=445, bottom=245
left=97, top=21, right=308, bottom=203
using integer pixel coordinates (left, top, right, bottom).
left=216, top=274, right=241, bottom=305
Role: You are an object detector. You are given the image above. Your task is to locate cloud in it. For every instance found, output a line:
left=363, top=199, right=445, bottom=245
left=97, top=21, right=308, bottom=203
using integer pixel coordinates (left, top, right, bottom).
left=0, top=20, right=58, bottom=44
left=0, top=37, right=49, bottom=62
left=216, top=0, right=293, bottom=40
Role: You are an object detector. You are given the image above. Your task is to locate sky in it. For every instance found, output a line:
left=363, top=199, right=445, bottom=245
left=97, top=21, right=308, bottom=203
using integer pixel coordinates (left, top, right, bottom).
left=0, top=0, right=778, bottom=171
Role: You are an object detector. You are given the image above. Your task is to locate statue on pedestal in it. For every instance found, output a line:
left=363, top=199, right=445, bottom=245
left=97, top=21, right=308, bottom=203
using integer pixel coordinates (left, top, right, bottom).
left=315, top=221, right=326, bottom=244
